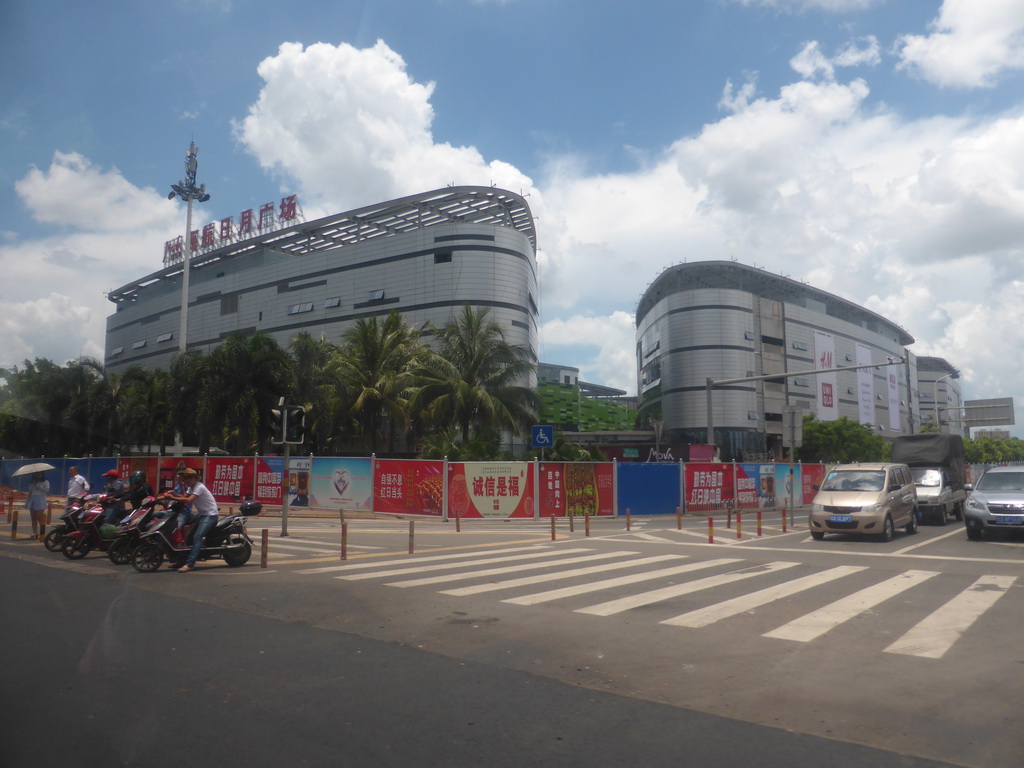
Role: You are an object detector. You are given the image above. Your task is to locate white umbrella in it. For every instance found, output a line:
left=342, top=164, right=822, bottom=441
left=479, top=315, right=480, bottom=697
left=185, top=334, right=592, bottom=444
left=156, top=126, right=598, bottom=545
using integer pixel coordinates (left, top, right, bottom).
left=12, top=462, right=56, bottom=477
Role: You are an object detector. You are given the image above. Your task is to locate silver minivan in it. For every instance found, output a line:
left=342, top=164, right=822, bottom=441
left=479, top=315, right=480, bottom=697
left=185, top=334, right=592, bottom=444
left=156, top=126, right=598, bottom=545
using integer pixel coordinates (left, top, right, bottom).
left=809, top=463, right=918, bottom=542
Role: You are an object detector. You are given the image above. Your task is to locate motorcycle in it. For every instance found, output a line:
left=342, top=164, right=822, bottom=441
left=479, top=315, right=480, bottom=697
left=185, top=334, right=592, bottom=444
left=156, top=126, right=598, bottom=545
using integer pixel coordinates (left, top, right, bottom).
left=131, top=500, right=261, bottom=573
left=59, top=494, right=121, bottom=559
left=44, top=494, right=106, bottom=552
left=106, top=496, right=166, bottom=565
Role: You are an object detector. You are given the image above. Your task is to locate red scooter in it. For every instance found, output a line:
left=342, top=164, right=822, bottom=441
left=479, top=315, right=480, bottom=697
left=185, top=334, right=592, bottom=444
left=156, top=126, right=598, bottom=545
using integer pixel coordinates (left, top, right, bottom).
left=60, top=494, right=120, bottom=559
left=106, top=496, right=165, bottom=565
left=43, top=495, right=98, bottom=552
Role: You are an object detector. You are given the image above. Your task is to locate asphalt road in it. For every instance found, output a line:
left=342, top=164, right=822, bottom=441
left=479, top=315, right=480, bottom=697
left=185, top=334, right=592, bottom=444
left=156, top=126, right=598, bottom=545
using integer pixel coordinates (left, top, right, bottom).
left=2, top=512, right=1020, bottom=767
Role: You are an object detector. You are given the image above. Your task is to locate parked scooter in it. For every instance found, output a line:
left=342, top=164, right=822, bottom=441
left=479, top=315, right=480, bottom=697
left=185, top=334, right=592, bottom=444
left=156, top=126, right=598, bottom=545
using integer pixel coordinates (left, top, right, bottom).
left=106, top=496, right=166, bottom=565
left=131, top=500, right=261, bottom=572
left=60, top=494, right=120, bottom=559
left=44, top=494, right=105, bottom=552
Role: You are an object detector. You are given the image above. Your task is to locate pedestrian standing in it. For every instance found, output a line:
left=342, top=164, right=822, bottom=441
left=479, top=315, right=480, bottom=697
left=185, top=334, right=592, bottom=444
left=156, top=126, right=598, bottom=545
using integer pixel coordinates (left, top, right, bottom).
left=65, top=465, right=90, bottom=510
left=26, top=472, right=49, bottom=538
left=165, top=468, right=218, bottom=572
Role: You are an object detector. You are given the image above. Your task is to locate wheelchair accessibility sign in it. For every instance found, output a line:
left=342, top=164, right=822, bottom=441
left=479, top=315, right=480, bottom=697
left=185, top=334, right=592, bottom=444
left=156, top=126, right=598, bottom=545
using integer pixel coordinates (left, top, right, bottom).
left=531, top=425, right=554, bottom=448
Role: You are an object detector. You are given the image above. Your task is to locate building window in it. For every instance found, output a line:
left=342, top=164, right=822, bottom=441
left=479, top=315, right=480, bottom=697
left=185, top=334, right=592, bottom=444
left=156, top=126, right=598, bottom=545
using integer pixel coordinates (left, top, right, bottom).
left=132, top=339, right=147, bottom=349
left=792, top=341, right=809, bottom=351
left=111, top=346, right=124, bottom=356
left=434, top=252, right=452, bottom=264
left=793, top=378, right=809, bottom=387
left=157, top=332, right=173, bottom=343
left=747, top=411, right=759, bottom=420
left=744, top=331, right=755, bottom=340
left=367, top=289, right=384, bottom=301
left=221, top=294, right=238, bottom=315
left=325, top=297, right=341, bottom=308
left=286, top=302, right=314, bottom=315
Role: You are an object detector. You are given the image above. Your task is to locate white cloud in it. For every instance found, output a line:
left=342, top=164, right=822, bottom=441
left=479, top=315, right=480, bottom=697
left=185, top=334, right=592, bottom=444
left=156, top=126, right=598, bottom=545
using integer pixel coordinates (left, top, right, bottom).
left=896, top=0, right=1024, bottom=88
left=539, top=312, right=637, bottom=394
left=233, top=40, right=537, bottom=213
left=2, top=155, right=180, bottom=369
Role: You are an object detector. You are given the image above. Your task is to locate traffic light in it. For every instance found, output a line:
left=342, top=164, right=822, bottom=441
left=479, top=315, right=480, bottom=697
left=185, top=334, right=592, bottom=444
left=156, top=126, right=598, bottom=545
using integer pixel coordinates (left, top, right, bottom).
left=270, top=407, right=285, bottom=445
left=284, top=405, right=306, bottom=444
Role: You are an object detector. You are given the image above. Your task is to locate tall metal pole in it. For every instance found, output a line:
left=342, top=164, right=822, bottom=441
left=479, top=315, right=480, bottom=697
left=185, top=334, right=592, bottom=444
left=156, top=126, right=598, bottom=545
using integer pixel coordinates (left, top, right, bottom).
left=178, top=192, right=194, bottom=352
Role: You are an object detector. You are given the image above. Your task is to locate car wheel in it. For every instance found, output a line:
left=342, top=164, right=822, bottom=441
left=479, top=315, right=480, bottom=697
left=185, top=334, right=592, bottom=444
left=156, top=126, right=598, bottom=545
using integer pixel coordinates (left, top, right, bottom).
left=936, top=506, right=948, bottom=526
left=879, top=515, right=895, bottom=542
left=966, top=526, right=983, bottom=542
left=953, top=502, right=964, bottom=522
left=811, top=531, right=825, bottom=541
left=906, top=510, right=919, bottom=535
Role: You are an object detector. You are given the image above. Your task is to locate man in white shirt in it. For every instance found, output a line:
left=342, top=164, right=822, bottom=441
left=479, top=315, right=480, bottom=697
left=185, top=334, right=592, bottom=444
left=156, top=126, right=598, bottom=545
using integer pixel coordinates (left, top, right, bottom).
left=66, top=465, right=90, bottom=510
left=166, top=468, right=218, bottom=573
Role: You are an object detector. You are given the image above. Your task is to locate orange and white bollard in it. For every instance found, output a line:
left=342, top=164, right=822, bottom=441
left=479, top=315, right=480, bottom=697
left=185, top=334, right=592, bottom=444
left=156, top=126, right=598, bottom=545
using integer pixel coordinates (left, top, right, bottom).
left=676, top=506, right=682, bottom=530
left=707, top=516, right=714, bottom=544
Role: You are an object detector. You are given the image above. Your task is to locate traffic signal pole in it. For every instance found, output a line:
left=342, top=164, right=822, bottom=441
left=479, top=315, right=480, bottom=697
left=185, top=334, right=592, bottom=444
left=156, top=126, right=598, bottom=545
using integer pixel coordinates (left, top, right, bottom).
left=281, top=439, right=290, bottom=537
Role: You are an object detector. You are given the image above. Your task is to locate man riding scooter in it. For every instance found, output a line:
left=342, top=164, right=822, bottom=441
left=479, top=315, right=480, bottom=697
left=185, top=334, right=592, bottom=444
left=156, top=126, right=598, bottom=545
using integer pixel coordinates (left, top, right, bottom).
left=162, top=468, right=217, bottom=573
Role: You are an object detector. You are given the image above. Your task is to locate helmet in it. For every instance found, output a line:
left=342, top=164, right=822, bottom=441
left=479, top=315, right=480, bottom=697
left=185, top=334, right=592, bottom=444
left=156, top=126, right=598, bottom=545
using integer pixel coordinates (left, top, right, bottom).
left=130, top=471, right=145, bottom=484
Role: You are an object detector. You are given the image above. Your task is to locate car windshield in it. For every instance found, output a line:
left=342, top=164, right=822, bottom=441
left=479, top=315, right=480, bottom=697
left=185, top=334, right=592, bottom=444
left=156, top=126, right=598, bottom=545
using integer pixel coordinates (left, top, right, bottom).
left=975, top=471, right=1024, bottom=492
left=821, top=470, right=885, bottom=492
left=911, top=468, right=941, bottom=487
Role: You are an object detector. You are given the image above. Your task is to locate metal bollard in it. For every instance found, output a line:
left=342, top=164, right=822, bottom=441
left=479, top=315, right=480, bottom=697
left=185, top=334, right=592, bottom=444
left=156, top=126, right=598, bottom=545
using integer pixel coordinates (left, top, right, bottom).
left=676, top=506, right=682, bottom=530
left=736, top=512, right=742, bottom=539
left=757, top=509, right=763, bottom=537
left=10, top=508, right=17, bottom=540
left=455, top=511, right=461, bottom=533
left=408, top=520, right=415, bottom=554
left=626, top=507, right=631, bottom=531
left=550, top=515, right=556, bottom=541
left=568, top=514, right=574, bottom=533
left=585, top=511, right=591, bottom=537
left=707, top=516, right=714, bottom=544
left=782, top=507, right=788, bottom=533
left=260, top=529, right=268, bottom=568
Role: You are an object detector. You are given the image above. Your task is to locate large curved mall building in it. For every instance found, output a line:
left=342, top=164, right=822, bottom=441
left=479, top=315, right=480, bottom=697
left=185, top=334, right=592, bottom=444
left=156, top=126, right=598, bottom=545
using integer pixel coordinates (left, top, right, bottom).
left=105, top=187, right=539, bottom=377
left=635, top=261, right=953, bottom=460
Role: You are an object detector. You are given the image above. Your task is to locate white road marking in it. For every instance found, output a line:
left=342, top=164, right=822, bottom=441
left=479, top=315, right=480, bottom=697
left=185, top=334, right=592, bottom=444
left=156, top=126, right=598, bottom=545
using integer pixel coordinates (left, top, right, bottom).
left=661, top=565, right=867, bottom=628
left=441, top=554, right=685, bottom=596
left=386, top=551, right=638, bottom=587
left=890, top=527, right=966, bottom=555
left=763, top=569, right=940, bottom=642
left=337, top=549, right=593, bottom=581
left=884, top=574, right=1018, bottom=659
left=296, top=545, right=549, bottom=574
left=504, top=558, right=744, bottom=606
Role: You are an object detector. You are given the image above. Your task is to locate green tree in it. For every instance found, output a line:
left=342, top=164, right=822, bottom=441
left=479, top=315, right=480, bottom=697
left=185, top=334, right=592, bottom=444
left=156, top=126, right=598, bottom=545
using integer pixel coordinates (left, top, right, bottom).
left=327, top=312, right=422, bottom=455
left=289, top=332, right=338, bottom=454
left=410, top=306, right=539, bottom=445
left=202, top=333, right=295, bottom=454
left=798, top=415, right=889, bottom=463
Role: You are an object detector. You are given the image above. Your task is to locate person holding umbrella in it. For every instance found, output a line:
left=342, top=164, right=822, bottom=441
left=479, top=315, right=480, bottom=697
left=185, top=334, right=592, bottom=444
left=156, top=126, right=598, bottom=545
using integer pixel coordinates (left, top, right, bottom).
left=26, top=472, right=49, bottom=539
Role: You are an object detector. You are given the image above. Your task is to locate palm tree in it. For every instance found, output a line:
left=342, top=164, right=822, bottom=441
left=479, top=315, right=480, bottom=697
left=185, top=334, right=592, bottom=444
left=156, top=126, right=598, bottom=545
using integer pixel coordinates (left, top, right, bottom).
left=410, top=305, right=539, bottom=445
left=327, top=311, right=422, bottom=455
left=288, top=332, right=335, bottom=453
left=119, top=368, right=173, bottom=453
left=202, top=333, right=295, bottom=454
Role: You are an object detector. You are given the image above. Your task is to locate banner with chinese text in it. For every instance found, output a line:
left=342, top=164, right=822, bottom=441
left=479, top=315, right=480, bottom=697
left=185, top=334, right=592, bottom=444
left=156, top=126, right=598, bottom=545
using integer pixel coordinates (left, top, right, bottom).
left=447, top=462, right=534, bottom=518
left=373, top=459, right=445, bottom=516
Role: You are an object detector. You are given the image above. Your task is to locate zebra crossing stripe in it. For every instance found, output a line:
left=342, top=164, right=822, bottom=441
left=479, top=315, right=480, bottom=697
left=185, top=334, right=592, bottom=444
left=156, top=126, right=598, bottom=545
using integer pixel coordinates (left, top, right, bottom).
left=884, top=574, right=1018, bottom=659
left=763, top=569, right=940, bottom=642
left=503, top=558, right=746, bottom=606
left=441, top=554, right=686, bottom=597
left=661, top=565, right=866, bottom=627
left=577, top=561, right=802, bottom=617
left=296, top=546, right=549, bottom=574
left=337, top=548, right=594, bottom=581
left=386, top=551, right=639, bottom=588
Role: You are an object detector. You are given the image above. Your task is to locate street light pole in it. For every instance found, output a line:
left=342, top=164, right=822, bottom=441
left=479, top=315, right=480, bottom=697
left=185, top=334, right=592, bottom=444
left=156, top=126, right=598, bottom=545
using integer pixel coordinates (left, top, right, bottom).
left=168, top=142, right=211, bottom=454
left=168, top=141, right=211, bottom=354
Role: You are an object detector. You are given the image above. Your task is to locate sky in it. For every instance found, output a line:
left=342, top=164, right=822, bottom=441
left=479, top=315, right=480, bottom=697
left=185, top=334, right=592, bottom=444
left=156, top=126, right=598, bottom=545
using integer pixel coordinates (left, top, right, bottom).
left=3, top=0, right=1024, bottom=430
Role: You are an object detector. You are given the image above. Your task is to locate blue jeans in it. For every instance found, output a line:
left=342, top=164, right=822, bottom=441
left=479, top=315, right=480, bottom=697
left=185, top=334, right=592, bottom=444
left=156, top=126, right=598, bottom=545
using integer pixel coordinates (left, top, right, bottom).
left=186, top=515, right=217, bottom=567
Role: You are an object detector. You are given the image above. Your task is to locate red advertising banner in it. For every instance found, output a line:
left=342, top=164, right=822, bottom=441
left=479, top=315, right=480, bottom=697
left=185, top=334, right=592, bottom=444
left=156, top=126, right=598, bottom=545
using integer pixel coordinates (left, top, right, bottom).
left=539, top=463, right=613, bottom=517
left=447, top=462, right=534, bottom=519
left=684, top=463, right=735, bottom=512
left=206, top=457, right=255, bottom=504
left=254, top=456, right=284, bottom=505
left=373, top=459, right=444, bottom=516
left=801, top=463, right=826, bottom=504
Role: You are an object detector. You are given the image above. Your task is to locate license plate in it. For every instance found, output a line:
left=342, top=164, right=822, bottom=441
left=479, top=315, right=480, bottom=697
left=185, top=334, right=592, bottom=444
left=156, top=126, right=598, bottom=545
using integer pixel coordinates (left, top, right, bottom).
left=829, top=515, right=853, bottom=524
left=994, top=516, right=1024, bottom=525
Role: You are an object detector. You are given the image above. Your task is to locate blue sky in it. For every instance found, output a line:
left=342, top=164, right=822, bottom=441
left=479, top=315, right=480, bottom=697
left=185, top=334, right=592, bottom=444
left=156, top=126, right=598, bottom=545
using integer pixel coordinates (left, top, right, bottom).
left=3, top=0, right=1024, bottom=428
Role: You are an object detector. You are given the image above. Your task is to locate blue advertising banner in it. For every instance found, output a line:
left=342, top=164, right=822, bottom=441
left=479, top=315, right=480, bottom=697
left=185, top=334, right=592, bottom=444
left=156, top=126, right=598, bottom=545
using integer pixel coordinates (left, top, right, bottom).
left=307, top=457, right=373, bottom=511
left=616, top=462, right=680, bottom=515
